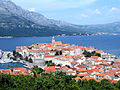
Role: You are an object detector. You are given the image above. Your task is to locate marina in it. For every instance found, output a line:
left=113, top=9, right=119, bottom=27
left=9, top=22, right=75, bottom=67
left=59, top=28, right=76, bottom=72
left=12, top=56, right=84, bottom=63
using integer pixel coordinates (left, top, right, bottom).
left=0, top=62, right=27, bottom=70
left=0, top=51, right=28, bottom=69
left=0, top=51, right=13, bottom=63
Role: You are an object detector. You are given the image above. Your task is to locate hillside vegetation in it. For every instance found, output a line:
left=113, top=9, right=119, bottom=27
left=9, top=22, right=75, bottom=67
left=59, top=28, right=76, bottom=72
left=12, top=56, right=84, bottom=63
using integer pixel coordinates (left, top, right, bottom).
left=0, top=72, right=120, bottom=90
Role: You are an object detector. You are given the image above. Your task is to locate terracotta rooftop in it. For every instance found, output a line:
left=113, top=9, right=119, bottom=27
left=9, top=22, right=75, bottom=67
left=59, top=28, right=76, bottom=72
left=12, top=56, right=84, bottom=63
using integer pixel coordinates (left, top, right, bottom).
left=75, top=77, right=81, bottom=81
left=82, top=77, right=100, bottom=82
left=44, top=66, right=55, bottom=73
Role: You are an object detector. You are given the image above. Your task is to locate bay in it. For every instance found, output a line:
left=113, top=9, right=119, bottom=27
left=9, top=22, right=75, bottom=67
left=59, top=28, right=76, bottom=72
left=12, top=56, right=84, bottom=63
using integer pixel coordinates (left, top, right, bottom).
left=0, top=35, right=120, bottom=56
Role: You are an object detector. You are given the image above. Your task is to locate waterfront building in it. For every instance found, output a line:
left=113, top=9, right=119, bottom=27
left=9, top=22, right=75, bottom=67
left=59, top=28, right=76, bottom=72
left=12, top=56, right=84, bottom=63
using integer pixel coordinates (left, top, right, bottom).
left=0, top=68, right=32, bottom=76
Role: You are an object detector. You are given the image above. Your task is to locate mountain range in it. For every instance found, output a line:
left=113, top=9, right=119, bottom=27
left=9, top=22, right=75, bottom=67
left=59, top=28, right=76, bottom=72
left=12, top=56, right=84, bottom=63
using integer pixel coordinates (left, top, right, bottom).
left=0, top=0, right=120, bottom=37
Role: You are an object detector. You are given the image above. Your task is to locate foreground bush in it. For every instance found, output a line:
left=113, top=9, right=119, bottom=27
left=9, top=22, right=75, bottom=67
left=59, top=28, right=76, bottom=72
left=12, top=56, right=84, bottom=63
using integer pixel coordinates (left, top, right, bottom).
left=0, top=72, right=120, bottom=90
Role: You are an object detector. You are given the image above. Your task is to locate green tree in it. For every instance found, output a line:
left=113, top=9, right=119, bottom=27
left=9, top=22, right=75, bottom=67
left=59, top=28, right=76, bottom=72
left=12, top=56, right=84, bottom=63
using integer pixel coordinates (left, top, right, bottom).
left=10, top=57, right=16, bottom=60
left=55, top=51, right=62, bottom=56
left=83, top=50, right=91, bottom=57
left=10, top=66, right=14, bottom=72
left=27, top=47, right=32, bottom=49
left=31, top=69, right=37, bottom=77
left=57, top=64, right=61, bottom=67
left=65, top=65, right=70, bottom=68
left=111, top=61, right=114, bottom=65
left=60, top=51, right=62, bottom=55
left=55, top=51, right=59, bottom=56
left=15, top=65, right=18, bottom=68
left=95, top=53, right=101, bottom=57
left=47, top=63, right=55, bottom=67
left=8, top=64, right=10, bottom=68
left=37, top=68, right=45, bottom=74
left=13, top=50, right=16, bottom=57
left=31, top=66, right=45, bottom=77
left=51, top=49, right=54, bottom=51
left=25, top=56, right=28, bottom=61
left=29, top=58, right=33, bottom=63
left=7, top=53, right=10, bottom=58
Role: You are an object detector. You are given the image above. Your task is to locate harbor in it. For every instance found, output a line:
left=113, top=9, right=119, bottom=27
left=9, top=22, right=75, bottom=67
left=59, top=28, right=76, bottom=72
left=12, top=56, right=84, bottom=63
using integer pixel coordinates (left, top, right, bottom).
left=0, top=51, right=13, bottom=63
left=0, top=62, right=26, bottom=70
left=0, top=51, right=27, bottom=69
left=0, top=50, right=46, bottom=69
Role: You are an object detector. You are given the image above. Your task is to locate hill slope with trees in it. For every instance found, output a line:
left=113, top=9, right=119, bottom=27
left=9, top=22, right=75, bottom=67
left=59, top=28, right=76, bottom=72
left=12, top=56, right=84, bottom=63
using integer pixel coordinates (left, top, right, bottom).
left=0, top=72, right=120, bottom=90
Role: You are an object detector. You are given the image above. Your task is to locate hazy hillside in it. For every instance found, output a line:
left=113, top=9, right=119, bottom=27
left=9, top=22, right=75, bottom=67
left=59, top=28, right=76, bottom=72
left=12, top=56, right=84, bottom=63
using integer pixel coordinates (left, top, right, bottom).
left=0, top=0, right=120, bottom=37
left=0, top=14, right=75, bottom=37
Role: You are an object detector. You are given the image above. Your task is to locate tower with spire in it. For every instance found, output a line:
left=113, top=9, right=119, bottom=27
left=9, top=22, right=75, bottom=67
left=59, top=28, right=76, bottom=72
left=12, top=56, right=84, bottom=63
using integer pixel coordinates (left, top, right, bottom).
left=52, top=36, right=55, bottom=46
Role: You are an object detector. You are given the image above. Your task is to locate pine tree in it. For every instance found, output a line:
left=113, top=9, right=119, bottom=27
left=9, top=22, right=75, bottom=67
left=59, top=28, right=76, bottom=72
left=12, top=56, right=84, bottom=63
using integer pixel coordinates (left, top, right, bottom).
left=29, top=58, right=33, bottom=63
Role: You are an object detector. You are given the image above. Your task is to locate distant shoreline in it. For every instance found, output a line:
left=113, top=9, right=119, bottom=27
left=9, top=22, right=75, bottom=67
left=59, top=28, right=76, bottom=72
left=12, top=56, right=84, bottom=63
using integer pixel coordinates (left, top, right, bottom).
left=0, top=33, right=120, bottom=38
left=0, top=36, right=13, bottom=38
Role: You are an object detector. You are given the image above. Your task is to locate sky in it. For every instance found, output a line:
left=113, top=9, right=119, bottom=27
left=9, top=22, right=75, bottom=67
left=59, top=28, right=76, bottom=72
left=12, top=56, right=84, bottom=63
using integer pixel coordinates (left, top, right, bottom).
left=11, top=0, right=120, bottom=25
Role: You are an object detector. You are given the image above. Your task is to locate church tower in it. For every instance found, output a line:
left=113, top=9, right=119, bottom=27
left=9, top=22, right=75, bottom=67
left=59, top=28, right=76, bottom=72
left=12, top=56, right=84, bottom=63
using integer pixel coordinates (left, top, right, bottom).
left=52, top=36, right=55, bottom=46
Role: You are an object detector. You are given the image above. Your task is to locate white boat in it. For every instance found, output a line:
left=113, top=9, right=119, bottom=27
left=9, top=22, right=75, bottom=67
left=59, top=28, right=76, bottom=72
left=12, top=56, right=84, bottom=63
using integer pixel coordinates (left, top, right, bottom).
left=23, top=65, right=28, bottom=68
left=0, top=59, right=13, bottom=63
left=0, top=60, right=6, bottom=63
left=12, top=61, right=18, bottom=63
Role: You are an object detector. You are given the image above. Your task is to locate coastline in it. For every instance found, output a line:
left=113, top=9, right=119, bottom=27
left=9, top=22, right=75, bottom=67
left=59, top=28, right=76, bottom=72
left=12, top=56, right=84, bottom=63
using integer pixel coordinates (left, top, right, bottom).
left=0, top=36, right=13, bottom=38
left=0, top=33, right=120, bottom=38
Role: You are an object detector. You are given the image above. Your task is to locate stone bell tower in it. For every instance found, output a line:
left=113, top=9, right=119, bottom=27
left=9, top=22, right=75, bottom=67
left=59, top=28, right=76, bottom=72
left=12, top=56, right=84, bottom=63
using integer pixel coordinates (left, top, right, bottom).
left=52, top=36, right=55, bottom=46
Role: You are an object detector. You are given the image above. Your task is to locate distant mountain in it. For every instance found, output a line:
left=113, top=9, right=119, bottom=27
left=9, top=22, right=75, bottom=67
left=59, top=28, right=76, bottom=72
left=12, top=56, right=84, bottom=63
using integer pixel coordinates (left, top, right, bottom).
left=0, top=0, right=79, bottom=37
left=0, top=0, right=81, bottom=31
left=0, top=0, right=68, bottom=26
left=0, top=0, right=120, bottom=37
left=79, top=22, right=120, bottom=33
left=0, top=14, right=76, bottom=37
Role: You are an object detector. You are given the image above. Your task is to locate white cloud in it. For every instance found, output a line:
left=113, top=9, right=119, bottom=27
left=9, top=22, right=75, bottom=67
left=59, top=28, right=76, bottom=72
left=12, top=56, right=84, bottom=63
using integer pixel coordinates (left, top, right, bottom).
left=80, top=14, right=89, bottom=18
left=94, top=9, right=101, bottom=15
left=110, top=7, right=119, bottom=12
left=28, top=8, right=35, bottom=12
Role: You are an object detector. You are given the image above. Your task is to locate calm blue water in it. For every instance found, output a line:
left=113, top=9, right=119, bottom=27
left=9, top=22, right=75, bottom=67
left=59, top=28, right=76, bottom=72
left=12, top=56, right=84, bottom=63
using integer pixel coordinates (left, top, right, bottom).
left=0, top=35, right=120, bottom=57
left=0, top=62, right=26, bottom=69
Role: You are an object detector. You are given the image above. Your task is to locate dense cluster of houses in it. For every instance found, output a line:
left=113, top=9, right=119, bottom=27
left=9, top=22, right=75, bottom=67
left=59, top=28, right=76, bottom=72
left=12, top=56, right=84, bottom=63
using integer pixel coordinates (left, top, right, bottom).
left=1, top=37, right=120, bottom=83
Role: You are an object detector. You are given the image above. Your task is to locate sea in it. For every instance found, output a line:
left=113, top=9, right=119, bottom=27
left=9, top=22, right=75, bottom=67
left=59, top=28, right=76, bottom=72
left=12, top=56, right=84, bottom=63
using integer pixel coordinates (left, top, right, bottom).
left=0, top=35, right=120, bottom=69
left=0, top=35, right=120, bottom=56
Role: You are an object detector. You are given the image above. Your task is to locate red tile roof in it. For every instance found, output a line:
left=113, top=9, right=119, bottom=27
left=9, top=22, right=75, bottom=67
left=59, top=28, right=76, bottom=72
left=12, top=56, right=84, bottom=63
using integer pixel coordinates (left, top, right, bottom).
left=44, top=66, right=55, bottom=73
left=82, top=77, right=100, bottom=82
left=76, top=68, right=86, bottom=72
left=77, top=74, right=88, bottom=77
left=75, top=77, right=81, bottom=80
left=76, top=64, right=86, bottom=68
left=16, top=49, right=22, bottom=52
left=45, top=55, right=55, bottom=58
left=101, top=62, right=111, bottom=66
left=67, top=71, right=75, bottom=73
left=91, top=56, right=99, bottom=59
left=96, top=73, right=106, bottom=77
left=91, top=69, right=100, bottom=72
left=0, top=68, right=28, bottom=76
left=109, top=80, right=118, bottom=83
